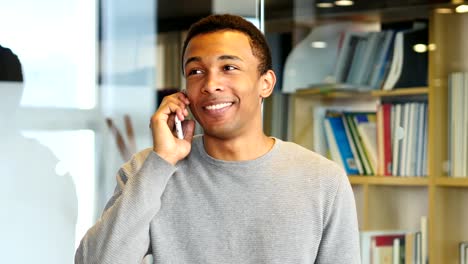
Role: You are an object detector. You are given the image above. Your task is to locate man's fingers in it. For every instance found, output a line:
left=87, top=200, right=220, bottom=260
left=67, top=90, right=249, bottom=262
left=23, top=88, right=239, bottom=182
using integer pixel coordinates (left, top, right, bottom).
left=182, top=120, right=196, bottom=141
left=158, top=92, right=190, bottom=119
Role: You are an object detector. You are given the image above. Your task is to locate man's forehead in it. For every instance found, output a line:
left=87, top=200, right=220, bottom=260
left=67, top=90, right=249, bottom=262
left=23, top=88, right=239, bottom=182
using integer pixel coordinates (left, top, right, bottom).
left=184, top=31, right=252, bottom=57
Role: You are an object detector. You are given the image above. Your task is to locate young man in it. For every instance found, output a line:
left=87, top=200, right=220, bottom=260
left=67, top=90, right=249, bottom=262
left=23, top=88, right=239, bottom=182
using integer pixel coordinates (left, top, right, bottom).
left=75, top=14, right=360, bottom=263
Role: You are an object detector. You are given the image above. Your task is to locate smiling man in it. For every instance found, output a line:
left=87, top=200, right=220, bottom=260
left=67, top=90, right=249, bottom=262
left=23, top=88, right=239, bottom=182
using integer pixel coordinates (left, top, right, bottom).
left=75, top=14, right=360, bottom=264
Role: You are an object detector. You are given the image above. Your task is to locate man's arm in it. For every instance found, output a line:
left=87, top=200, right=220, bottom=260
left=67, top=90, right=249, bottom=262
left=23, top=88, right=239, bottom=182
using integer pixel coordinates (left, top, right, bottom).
left=75, top=92, right=194, bottom=264
left=75, top=150, right=176, bottom=264
left=315, top=172, right=361, bottom=264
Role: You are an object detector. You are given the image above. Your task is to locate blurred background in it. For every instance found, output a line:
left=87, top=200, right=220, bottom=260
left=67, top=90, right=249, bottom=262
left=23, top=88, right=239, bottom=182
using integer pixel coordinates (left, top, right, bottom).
left=1, top=0, right=466, bottom=263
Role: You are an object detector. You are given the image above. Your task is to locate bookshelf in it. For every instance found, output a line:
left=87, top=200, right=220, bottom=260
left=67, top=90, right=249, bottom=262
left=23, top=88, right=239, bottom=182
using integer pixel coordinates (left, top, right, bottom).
left=285, top=4, right=468, bottom=263
left=430, top=8, right=468, bottom=264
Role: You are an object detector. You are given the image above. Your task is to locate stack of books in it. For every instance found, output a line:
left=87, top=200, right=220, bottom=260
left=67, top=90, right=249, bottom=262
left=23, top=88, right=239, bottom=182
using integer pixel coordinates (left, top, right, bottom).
left=323, top=103, right=428, bottom=177
left=324, top=110, right=377, bottom=175
left=360, top=216, right=428, bottom=264
left=378, top=102, right=428, bottom=177
left=332, top=22, right=428, bottom=91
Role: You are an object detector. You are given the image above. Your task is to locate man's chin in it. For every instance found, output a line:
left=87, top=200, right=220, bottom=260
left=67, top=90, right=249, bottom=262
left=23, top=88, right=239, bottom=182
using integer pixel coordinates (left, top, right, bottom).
left=202, top=126, right=237, bottom=140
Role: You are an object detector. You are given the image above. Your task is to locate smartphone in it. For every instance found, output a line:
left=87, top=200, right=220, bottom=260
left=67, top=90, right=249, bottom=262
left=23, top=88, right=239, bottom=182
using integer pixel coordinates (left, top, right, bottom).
left=174, top=115, right=184, bottom=139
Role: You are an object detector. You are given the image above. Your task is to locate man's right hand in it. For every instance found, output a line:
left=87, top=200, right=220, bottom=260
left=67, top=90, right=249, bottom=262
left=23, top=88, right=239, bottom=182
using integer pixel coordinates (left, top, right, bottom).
left=150, top=92, right=195, bottom=165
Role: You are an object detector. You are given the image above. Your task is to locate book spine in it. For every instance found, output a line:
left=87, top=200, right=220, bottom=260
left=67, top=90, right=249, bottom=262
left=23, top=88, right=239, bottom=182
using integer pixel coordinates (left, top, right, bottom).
left=343, top=115, right=364, bottom=175
left=382, top=103, right=393, bottom=176
left=345, top=113, right=373, bottom=175
left=460, top=241, right=468, bottom=264
left=324, top=118, right=345, bottom=169
left=327, top=115, right=360, bottom=175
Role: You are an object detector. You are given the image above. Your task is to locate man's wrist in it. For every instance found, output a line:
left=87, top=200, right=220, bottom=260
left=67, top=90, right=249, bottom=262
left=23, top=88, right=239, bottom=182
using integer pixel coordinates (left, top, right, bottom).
left=152, top=149, right=179, bottom=166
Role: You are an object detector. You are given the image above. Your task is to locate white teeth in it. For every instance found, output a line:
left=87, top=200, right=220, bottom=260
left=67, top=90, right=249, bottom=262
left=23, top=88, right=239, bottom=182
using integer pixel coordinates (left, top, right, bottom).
left=205, top=102, right=232, bottom=110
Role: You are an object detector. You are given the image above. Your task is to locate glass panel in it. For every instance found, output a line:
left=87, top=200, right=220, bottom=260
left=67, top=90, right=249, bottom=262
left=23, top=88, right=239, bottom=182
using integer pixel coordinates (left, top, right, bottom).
left=0, top=128, right=94, bottom=263
left=20, top=130, right=96, bottom=248
left=0, top=0, right=97, bottom=109
left=0, top=0, right=156, bottom=263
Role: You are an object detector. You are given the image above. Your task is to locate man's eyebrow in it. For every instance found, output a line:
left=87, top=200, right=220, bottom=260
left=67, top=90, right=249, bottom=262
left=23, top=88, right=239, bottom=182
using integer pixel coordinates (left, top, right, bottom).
left=218, top=55, right=243, bottom=61
left=184, top=54, right=243, bottom=69
left=184, top=56, right=201, bottom=69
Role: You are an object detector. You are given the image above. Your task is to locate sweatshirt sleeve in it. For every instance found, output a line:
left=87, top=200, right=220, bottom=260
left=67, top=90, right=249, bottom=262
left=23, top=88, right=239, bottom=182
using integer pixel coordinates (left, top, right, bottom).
left=75, top=149, right=176, bottom=264
left=315, top=171, right=361, bottom=264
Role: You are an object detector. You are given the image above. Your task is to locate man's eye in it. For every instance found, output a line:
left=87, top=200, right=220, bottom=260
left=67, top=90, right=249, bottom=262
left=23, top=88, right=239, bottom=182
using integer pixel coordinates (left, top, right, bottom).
left=187, top=69, right=202, bottom=76
left=223, top=65, right=237, bottom=71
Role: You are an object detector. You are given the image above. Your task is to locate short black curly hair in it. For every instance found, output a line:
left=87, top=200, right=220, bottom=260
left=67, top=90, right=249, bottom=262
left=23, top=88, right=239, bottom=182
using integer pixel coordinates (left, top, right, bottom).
left=0, top=45, right=23, bottom=82
left=181, top=14, right=272, bottom=76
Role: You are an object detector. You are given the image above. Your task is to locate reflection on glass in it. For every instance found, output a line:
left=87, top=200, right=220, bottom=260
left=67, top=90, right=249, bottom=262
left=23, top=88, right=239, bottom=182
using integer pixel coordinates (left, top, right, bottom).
left=21, top=130, right=96, bottom=249
left=0, top=0, right=97, bottom=109
left=0, top=80, right=79, bottom=263
left=0, top=0, right=156, bottom=263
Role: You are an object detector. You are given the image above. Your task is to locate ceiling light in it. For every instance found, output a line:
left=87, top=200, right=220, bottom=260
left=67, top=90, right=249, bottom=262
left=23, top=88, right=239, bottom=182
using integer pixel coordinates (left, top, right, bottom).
left=413, top=44, right=427, bottom=53
left=316, top=2, right=334, bottom=8
left=335, top=0, right=354, bottom=6
left=311, top=41, right=327, bottom=48
left=456, top=5, right=468, bottom=13
left=435, top=8, right=453, bottom=14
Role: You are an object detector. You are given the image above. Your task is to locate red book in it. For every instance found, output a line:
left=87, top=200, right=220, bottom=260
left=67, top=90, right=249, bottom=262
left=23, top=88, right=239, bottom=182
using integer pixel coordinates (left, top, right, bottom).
left=382, top=103, right=393, bottom=176
left=374, top=234, right=405, bottom=246
left=372, top=234, right=406, bottom=264
left=377, top=105, right=385, bottom=176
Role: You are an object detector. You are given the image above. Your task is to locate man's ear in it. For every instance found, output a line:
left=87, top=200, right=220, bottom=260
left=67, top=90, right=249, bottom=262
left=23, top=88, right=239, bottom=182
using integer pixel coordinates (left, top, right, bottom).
left=259, top=69, right=276, bottom=99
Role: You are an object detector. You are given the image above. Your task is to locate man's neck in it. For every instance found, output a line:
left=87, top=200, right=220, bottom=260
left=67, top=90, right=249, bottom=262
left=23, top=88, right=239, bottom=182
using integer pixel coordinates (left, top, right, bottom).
left=203, top=133, right=275, bottom=161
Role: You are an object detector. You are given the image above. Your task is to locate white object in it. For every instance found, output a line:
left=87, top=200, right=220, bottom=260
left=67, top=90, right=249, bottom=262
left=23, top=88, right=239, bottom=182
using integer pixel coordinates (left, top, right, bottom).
left=282, top=22, right=378, bottom=93
left=175, top=115, right=184, bottom=139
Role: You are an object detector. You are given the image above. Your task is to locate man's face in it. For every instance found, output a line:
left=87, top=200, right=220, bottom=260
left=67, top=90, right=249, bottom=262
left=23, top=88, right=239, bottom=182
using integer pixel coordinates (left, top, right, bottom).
left=183, top=30, right=269, bottom=139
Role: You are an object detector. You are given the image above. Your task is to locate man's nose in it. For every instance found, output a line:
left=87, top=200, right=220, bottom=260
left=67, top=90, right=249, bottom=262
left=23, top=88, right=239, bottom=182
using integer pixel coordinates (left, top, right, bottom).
left=201, top=72, right=223, bottom=94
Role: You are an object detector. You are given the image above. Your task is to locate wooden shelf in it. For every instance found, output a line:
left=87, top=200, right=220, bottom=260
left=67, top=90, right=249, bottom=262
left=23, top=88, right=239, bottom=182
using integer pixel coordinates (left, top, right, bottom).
left=371, top=87, right=429, bottom=97
left=294, top=87, right=370, bottom=98
left=294, top=86, right=428, bottom=98
left=349, top=176, right=429, bottom=186
left=435, top=177, right=468, bottom=187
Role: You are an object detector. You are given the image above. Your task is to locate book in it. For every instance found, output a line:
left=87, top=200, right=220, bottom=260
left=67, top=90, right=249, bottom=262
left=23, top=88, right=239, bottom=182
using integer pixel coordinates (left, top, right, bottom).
left=420, top=216, right=428, bottom=264
left=346, top=36, right=368, bottom=85
left=354, top=113, right=378, bottom=174
left=392, top=27, right=428, bottom=88
left=344, top=112, right=374, bottom=175
left=400, top=103, right=410, bottom=176
left=415, top=103, right=427, bottom=176
left=382, top=103, right=393, bottom=176
left=414, top=231, right=422, bottom=264
left=359, top=31, right=385, bottom=87
left=382, top=30, right=403, bottom=90
left=372, top=233, right=406, bottom=264
left=448, top=72, right=468, bottom=177
left=324, top=111, right=360, bottom=175
left=382, top=26, right=428, bottom=90
left=369, top=30, right=396, bottom=88
left=405, top=103, right=419, bottom=176
left=460, top=241, right=468, bottom=264
left=334, top=31, right=369, bottom=84
left=391, top=104, right=404, bottom=176
left=342, top=114, right=364, bottom=175
left=421, top=104, right=428, bottom=176
left=377, top=105, right=385, bottom=176
left=324, top=119, right=343, bottom=167
left=360, top=230, right=408, bottom=264
left=392, top=238, right=403, bottom=264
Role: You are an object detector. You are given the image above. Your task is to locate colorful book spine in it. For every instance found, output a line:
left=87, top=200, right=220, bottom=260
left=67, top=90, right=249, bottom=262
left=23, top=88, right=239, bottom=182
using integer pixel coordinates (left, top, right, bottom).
left=325, top=112, right=360, bottom=175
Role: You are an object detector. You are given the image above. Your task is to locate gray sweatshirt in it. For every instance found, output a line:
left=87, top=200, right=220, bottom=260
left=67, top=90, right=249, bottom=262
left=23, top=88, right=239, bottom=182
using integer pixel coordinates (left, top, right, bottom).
left=75, top=136, right=360, bottom=264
